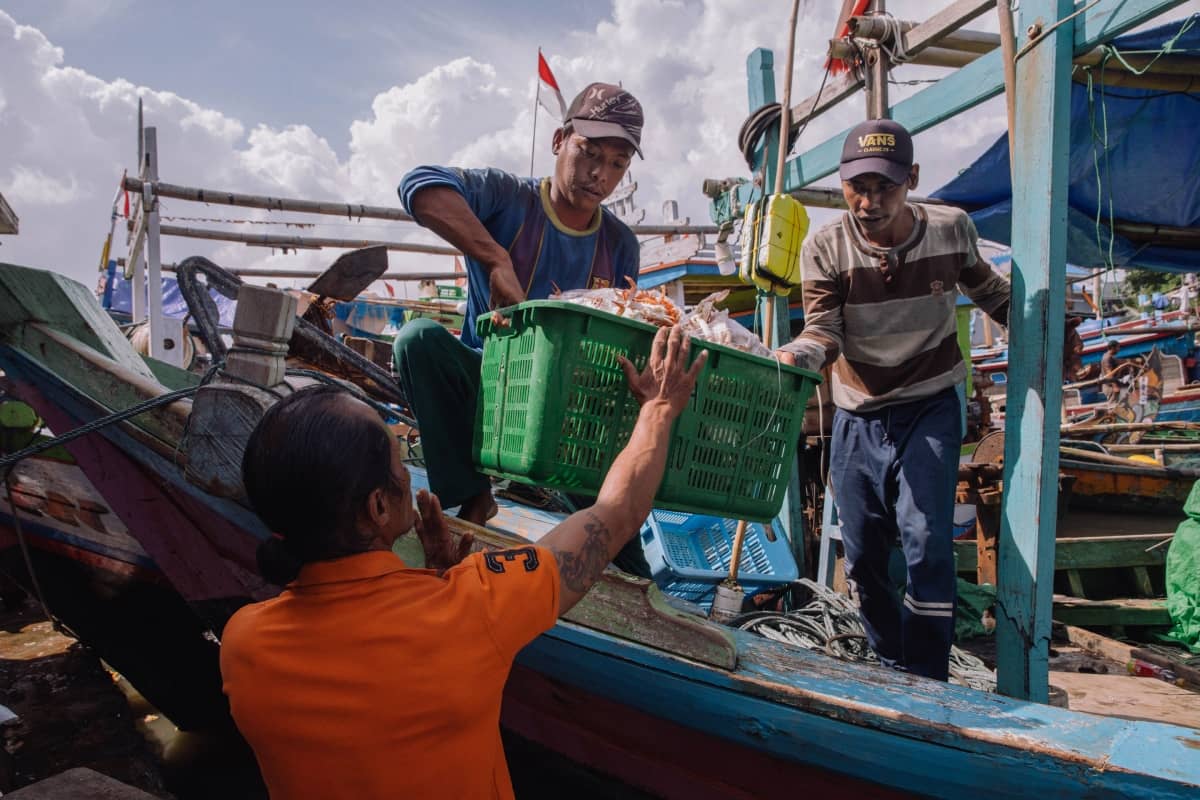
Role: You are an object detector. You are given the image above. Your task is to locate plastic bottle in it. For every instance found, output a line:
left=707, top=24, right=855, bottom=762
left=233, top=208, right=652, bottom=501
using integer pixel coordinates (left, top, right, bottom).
left=1126, top=658, right=1182, bottom=685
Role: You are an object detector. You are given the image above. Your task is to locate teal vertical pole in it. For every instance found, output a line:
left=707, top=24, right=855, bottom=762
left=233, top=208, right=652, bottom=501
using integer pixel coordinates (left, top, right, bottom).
left=996, top=0, right=1073, bottom=701
left=747, top=49, right=778, bottom=187
left=746, top=48, right=807, bottom=581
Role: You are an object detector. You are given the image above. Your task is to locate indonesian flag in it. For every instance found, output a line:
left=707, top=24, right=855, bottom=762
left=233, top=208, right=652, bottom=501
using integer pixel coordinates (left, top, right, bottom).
left=384, top=282, right=395, bottom=298
left=537, top=49, right=566, bottom=121
left=827, top=0, right=871, bottom=75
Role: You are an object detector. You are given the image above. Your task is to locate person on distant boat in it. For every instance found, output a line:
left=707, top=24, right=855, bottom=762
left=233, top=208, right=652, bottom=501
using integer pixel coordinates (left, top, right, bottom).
left=221, top=326, right=705, bottom=800
left=775, top=120, right=1011, bottom=681
left=1100, top=338, right=1130, bottom=402
left=391, top=82, right=644, bottom=531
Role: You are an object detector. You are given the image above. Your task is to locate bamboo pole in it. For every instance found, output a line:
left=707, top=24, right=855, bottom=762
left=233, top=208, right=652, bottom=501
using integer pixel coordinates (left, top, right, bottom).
left=1062, top=420, right=1200, bottom=434
left=155, top=223, right=461, bottom=256
left=1000, top=0, right=1020, bottom=177
left=723, top=0, right=802, bottom=600
left=121, top=177, right=719, bottom=236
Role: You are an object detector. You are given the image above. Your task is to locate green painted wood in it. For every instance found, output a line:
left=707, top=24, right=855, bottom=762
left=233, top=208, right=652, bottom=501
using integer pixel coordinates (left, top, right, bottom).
left=143, top=355, right=201, bottom=391
left=1067, top=569, right=1087, bottom=598
left=995, top=0, right=1075, bottom=703
left=1132, top=565, right=1156, bottom=598
left=955, top=534, right=1171, bottom=573
left=757, top=0, right=1190, bottom=194
left=0, top=264, right=155, bottom=381
left=1052, top=595, right=1171, bottom=627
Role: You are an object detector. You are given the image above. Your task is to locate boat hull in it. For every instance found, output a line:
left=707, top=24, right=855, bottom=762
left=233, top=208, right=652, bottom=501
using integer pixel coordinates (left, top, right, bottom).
left=1060, top=458, right=1197, bottom=515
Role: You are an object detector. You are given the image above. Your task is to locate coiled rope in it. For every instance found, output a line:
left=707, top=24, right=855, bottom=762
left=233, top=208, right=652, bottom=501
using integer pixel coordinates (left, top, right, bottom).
left=733, top=579, right=998, bottom=692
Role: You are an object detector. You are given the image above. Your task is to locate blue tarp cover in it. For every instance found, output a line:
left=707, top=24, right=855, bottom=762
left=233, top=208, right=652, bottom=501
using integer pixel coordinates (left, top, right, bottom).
left=106, top=274, right=237, bottom=328
left=933, top=18, right=1200, bottom=273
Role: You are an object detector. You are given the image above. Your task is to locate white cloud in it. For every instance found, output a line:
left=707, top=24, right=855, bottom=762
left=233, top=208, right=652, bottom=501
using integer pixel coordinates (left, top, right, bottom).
left=2, top=166, right=81, bottom=205
left=3, top=2, right=1196, bottom=291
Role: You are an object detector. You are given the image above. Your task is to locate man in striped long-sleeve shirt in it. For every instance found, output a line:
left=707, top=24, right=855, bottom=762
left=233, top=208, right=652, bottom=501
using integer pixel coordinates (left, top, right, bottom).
left=777, top=119, right=1010, bottom=680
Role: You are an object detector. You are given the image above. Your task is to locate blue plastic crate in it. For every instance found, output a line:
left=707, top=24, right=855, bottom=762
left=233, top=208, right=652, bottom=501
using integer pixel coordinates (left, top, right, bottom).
left=640, top=509, right=799, bottom=609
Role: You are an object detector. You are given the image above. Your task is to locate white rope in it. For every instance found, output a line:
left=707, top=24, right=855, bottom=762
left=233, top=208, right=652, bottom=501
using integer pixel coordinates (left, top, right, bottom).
left=738, top=579, right=998, bottom=692
left=857, top=13, right=912, bottom=66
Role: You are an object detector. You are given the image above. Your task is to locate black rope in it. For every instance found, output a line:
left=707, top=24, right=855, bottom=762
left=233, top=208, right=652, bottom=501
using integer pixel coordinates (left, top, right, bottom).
left=284, top=368, right=417, bottom=428
left=736, top=62, right=833, bottom=173
left=0, top=384, right=203, bottom=474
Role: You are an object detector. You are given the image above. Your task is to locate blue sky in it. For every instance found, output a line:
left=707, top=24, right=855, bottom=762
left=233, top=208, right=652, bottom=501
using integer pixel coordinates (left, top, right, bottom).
left=3, top=0, right=601, bottom=158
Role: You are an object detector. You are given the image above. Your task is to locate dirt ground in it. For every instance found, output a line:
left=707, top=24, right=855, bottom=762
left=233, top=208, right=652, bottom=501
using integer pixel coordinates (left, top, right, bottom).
left=0, top=604, right=170, bottom=797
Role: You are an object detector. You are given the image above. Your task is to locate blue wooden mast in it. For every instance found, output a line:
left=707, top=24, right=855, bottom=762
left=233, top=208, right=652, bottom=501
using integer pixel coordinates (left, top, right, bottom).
left=732, top=0, right=1189, bottom=700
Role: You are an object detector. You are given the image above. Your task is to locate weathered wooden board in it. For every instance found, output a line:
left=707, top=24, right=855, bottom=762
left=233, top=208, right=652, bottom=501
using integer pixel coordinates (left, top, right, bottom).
left=1051, top=672, right=1200, bottom=729
left=393, top=515, right=738, bottom=670
left=1052, top=595, right=1171, bottom=627
left=955, top=533, right=1171, bottom=574
left=0, top=264, right=154, bottom=381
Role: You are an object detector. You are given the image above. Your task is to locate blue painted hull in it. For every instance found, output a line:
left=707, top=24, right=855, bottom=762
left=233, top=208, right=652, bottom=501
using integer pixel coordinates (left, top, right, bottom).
left=509, top=623, right=1200, bottom=799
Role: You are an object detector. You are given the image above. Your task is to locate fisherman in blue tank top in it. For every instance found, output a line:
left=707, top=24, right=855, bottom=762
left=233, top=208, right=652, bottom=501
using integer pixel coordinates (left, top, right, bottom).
left=393, top=82, right=645, bottom=541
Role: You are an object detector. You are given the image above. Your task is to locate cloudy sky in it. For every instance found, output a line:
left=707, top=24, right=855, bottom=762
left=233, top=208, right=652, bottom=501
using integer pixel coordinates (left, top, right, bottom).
left=2, top=1, right=1196, bottom=297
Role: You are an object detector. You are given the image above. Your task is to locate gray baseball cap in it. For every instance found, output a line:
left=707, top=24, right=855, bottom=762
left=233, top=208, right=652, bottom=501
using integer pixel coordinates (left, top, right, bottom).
left=564, top=82, right=644, bottom=158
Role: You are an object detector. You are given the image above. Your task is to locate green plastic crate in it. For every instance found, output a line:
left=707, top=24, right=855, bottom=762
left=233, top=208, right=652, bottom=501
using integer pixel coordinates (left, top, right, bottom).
left=473, top=301, right=821, bottom=522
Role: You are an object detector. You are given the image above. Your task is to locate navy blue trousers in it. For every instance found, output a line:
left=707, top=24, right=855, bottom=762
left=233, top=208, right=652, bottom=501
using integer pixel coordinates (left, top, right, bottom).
left=830, top=387, right=960, bottom=681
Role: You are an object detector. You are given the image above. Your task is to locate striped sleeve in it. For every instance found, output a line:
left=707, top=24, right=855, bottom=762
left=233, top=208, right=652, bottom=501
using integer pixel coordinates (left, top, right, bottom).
left=955, top=214, right=1010, bottom=326
left=781, top=234, right=843, bottom=370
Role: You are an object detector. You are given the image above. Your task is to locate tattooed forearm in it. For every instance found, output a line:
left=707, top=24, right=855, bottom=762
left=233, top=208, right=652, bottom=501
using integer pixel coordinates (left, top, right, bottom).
left=552, top=511, right=613, bottom=594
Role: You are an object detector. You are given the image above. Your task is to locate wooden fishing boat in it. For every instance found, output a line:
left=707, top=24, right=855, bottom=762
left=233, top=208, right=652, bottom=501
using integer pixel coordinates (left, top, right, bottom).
left=1, top=262, right=1197, bottom=798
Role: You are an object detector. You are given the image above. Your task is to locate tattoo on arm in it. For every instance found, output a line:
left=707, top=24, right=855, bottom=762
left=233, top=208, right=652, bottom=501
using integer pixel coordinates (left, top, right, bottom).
left=552, top=512, right=613, bottom=594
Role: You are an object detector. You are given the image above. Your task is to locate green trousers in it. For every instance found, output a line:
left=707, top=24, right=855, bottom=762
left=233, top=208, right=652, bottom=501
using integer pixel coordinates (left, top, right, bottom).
left=392, top=319, right=490, bottom=508
left=392, top=318, right=651, bottom=578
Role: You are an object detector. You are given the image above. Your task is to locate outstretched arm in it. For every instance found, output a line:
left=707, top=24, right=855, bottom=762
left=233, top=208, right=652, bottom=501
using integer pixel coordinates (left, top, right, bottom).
left=539, top=326, right=707, bottom=614
left=409, top=187, right=526, bottom=309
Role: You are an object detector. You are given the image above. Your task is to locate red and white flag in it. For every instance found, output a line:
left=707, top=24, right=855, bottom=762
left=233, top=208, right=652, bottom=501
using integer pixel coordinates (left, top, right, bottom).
left=536, top=49, right=566, bottom=121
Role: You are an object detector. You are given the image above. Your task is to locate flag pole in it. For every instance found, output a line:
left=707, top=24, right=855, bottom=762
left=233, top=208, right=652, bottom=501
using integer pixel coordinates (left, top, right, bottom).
left=529, top=48, right=541, bottom=177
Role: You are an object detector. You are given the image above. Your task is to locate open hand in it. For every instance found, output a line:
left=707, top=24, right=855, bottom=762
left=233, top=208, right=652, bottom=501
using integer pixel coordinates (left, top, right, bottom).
left=414, top=489, right=474, bottom=575
left=618, top=325, right=708, bottom=416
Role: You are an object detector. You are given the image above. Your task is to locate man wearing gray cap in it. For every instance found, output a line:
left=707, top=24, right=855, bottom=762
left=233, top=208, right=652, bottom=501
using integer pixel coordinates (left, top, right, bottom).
left=777, top=119, right=1010, bottom=680
left=393, top=83, right=645, bottom=535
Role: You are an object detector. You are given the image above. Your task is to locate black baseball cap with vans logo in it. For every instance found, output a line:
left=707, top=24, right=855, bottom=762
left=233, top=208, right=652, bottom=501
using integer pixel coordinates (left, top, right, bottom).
left=564, top=82, right=644, bottom=159
left=839, top=119, right=914, bottom=185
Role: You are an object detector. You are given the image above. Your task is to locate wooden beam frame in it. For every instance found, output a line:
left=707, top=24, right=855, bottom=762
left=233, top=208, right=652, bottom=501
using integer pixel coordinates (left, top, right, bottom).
left=788, top=0, right=997, bottom=133
left=754, top=0, right=1191, bottom=196
left=744, top=50, right=808, bottom=584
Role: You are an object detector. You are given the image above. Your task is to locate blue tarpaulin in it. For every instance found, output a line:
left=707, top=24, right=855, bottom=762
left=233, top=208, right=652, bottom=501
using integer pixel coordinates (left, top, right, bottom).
left=933, top=18, right=1200, bottom=273
left=106, top=273, right=237, bottom=328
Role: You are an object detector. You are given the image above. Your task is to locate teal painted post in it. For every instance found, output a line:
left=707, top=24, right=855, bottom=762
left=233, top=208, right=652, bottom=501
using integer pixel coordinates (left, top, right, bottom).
left=746, top=48, right=807, bottom=581
left=747, top=48, right=778, bottom=189
left=995, top=0, right=1073, bottom=701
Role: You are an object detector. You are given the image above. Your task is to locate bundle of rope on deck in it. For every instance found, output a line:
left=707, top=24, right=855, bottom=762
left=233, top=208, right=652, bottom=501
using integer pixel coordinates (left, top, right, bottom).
left=732, top=579, right=998, bottom=693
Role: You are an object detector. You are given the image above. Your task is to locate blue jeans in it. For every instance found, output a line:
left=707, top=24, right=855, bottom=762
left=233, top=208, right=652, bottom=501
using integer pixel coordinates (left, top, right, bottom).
left=830, top=387, right=960, bottom=681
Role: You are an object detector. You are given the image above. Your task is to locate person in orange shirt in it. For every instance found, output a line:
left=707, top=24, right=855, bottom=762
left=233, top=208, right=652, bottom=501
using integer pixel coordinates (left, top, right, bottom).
left=220, top=325, right=706, bottom=799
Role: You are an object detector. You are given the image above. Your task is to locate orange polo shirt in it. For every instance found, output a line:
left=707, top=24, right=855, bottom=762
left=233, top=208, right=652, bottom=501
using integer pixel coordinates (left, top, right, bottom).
left=219, top=546, right=559, bottom=799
